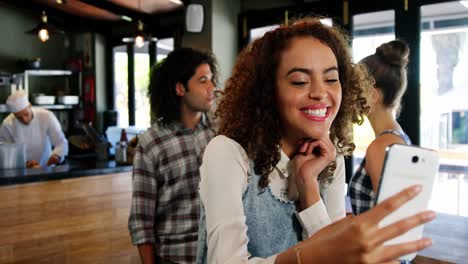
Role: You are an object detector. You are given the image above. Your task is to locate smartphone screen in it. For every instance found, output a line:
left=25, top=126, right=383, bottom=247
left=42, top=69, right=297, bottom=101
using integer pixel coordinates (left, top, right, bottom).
left=374, top=144, right=439, bottom=261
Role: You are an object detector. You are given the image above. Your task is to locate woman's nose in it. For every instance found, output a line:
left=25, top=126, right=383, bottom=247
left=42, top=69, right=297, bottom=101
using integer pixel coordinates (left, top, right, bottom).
left=308, top=81, right=327, bottom=100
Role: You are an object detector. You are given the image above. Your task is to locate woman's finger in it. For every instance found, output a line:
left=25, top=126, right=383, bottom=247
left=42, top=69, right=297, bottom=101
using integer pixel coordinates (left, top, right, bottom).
left=361, top=185, right=422, bottom=224
left=299, top=141, right=309, bottom=154
left=368, top=238, right=432, bottom=263
left=305, top=140, right=321, bottom=156
left=367, top=210, right=435, bottom=249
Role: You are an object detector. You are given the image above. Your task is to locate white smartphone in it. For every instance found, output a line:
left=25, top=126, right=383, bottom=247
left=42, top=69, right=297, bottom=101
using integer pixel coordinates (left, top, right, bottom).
left=374, top=144, right=439, bottom=261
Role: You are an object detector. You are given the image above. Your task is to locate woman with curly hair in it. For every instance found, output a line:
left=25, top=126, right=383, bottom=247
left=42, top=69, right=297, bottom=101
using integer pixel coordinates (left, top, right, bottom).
left=196, top=18, right=435, bottom=263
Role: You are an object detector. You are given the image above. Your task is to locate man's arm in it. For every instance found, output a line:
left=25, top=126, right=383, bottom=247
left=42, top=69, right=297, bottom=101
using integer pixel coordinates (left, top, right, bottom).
left=0, top=117, right=14, bottom=142
left=137, top=244, right=155, bottom=264
left=128, top=135, right=159, bottom=263
left=46, top=111, right=68, bottom=162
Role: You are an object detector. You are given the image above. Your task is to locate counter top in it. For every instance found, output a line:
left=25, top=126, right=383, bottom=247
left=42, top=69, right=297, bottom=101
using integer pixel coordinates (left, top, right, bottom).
left=0, top=159, right=132, bottom=186
left=415, top=213, right=468, bottom=263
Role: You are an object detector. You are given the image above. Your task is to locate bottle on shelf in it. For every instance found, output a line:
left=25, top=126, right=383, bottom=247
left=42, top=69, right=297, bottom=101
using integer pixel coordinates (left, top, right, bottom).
left=119, top=128, right=128, bottom=143
left=115, top=128, right=128, bottom=165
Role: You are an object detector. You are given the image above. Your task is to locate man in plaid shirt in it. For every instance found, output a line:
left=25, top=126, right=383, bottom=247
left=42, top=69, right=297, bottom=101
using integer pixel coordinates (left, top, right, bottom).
left=128, top=48, right=218, bottom=264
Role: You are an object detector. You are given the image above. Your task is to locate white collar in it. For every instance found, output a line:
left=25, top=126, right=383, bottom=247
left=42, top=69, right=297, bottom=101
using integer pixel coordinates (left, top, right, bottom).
left=275, top=149, right=290, bottom=178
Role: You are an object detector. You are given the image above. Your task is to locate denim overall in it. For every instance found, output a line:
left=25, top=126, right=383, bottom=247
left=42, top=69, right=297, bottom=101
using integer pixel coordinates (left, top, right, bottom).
left=196, top=161, right=302, bottom=263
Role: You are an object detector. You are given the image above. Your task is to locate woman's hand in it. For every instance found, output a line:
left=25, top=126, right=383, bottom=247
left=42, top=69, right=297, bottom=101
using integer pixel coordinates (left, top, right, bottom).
left=300, top=185, right=435, bottom=263
left=291, top=137, right=336, bottom=210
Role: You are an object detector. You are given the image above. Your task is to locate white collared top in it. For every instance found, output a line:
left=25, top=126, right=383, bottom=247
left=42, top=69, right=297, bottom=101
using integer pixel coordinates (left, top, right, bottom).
left=199, top=135, right=346, bottom=264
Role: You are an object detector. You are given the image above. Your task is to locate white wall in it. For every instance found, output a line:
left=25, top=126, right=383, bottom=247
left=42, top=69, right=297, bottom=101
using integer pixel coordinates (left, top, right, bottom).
left=212, top=0, right=240, bottom=85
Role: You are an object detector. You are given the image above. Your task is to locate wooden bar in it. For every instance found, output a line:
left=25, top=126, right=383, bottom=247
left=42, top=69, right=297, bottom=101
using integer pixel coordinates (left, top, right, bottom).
left=2, top=172, right=466, bottom=263
left=0, top=172, right=139, bottom=264
left=415, top=213, right=468, bottom=264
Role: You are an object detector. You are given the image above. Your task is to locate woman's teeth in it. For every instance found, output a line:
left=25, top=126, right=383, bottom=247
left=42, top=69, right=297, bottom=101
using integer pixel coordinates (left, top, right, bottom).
left=302, top=108, right=326, bottom=117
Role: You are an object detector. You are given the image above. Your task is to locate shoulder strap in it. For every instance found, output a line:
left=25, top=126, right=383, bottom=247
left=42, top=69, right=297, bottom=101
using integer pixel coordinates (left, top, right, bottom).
left=379, top=129, right=412, bottom=144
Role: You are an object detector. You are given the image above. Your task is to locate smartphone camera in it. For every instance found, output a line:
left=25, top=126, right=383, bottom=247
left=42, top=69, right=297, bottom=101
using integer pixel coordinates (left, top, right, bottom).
left=412, top=155, right=419, bottom=163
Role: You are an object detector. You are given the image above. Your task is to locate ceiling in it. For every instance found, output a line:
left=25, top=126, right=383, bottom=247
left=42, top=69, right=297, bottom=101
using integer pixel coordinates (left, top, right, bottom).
left=29, top=0, right=186, bottom=22
left=110, top=0, right=185, bottom=14
left=32, top=0, right=120, bottom=21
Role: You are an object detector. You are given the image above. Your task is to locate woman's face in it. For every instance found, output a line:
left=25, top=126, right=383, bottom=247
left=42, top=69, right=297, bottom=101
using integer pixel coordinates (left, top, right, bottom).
left=276, top=36, right=342, bottom=142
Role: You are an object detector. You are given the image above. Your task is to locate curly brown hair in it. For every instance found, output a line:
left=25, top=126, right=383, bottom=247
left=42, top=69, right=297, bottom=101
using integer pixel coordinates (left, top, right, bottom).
left=216, top=17, right=373, bottom=188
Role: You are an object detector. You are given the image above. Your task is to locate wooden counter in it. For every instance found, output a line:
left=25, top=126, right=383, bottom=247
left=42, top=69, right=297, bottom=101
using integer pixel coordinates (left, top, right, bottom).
left=0, top=171, right=139, bottom=264
left=414, top=213, right=468, bottom=264
left=0, top=159, right=132, bottom=186
left=2, top=171, right=465, bottom=263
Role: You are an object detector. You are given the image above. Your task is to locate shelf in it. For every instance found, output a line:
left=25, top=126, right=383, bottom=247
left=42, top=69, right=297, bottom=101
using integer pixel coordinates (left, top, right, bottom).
left=12, top=70, right=80, bottom=102
left=18, top=70, right=73, bottom=77
left=0, top=104, right=77, bottom=113
left=34, top=104, right=76, bottom=110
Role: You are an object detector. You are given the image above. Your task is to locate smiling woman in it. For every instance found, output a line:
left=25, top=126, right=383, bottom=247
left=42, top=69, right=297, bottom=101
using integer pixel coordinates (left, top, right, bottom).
left=276, top=37, right=342, bottom=158
left=195, top=17, right=436, bottom=264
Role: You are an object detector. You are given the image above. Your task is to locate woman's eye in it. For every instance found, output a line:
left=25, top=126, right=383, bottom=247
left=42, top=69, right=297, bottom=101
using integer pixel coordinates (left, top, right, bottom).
left=291, top=81, right=308, bottom=86
left=326, top=79, right=338, bottom=83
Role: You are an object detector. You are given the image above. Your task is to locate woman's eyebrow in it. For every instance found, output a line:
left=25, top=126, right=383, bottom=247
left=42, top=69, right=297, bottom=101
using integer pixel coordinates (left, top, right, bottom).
left=286, top=66, right=338, bottom=77
left=323, top=66, right=338, bottom=74
left=286, top=67, right=310, bottom=76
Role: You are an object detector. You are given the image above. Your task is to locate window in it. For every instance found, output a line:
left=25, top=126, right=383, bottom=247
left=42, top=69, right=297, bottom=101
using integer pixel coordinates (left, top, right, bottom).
left=113, top=45, right=129, bottom=128
left=249, top=25, right=279, bottom=42
left=134, top=43, right=150, bottom=128
left=420, top=2, right=468, bottom=216
left=113, top=38, right=174, bottom=129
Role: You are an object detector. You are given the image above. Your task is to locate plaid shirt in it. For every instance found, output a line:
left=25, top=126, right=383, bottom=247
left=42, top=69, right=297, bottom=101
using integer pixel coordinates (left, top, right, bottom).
left=128, top=115, right=215, bottom=264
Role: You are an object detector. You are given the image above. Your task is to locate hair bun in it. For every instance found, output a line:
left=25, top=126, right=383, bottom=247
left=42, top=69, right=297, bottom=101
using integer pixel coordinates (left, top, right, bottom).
left=376, top=39, right=409, bottom=67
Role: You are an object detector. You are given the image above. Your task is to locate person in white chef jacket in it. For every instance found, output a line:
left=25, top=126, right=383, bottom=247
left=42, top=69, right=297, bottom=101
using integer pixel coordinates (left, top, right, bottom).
left=0, top=91, right=68, bottom=168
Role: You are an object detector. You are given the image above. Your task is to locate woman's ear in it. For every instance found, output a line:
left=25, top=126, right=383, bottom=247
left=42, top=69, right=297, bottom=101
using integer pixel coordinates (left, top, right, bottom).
left=372, top=87, right=383, bottom=105
left=175, top=82, right=186, bottom=97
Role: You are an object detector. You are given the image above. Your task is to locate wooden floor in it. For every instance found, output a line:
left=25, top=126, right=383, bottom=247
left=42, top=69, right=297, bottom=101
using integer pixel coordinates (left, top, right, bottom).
left=0, top=172, right=140, bottom=264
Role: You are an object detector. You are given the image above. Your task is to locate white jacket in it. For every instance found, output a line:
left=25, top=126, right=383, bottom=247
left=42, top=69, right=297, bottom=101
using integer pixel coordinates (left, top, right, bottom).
left=0, top=107, right=68, bottom=166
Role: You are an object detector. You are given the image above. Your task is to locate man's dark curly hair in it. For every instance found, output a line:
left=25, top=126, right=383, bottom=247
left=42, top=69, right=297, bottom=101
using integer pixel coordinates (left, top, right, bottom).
left=148, top=47, right=219, bottom=125
left=216, top=17, right=373, bottom=188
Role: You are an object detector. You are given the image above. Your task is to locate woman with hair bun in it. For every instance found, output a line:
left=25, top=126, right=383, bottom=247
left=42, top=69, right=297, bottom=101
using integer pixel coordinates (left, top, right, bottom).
left=349, top=39, right=412, bottom=215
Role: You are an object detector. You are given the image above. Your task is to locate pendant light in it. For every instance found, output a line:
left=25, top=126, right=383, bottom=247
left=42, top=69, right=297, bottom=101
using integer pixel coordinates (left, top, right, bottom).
left=25, top=11, right=64, bottom=42
left=38, top=12, right=51, bottom=42
left=135, top=20, right=145, bottom=48
left=122, top=0, right=157, bottom=47
left=26, top=11, right=49, bottom=42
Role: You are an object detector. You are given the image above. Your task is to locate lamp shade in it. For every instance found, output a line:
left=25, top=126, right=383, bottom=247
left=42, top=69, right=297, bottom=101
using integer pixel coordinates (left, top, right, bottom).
left=25, top=11, right=64, bottom=42
left=122, top=20, right=157, bottom=47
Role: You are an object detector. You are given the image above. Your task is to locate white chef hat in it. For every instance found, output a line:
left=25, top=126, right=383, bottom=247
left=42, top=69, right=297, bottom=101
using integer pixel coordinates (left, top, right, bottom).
left=6, top=91, right=30, bottom=113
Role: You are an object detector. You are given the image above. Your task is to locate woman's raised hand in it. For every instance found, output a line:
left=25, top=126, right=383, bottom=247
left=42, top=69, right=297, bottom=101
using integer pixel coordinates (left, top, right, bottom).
left=299, top=185, right=435, bottom=263
left=292, top=137, right=336, bottom=209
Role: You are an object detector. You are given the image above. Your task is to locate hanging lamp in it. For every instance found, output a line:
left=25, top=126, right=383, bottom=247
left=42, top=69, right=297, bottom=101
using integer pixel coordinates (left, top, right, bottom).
left=25, top=11, right=64, bottom=42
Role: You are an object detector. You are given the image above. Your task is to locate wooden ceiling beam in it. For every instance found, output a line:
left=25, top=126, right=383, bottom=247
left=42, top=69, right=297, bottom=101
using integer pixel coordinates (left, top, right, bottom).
left=76, top=0, right=152, bottom=22
left=0, top=0, right=113, bottom=33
